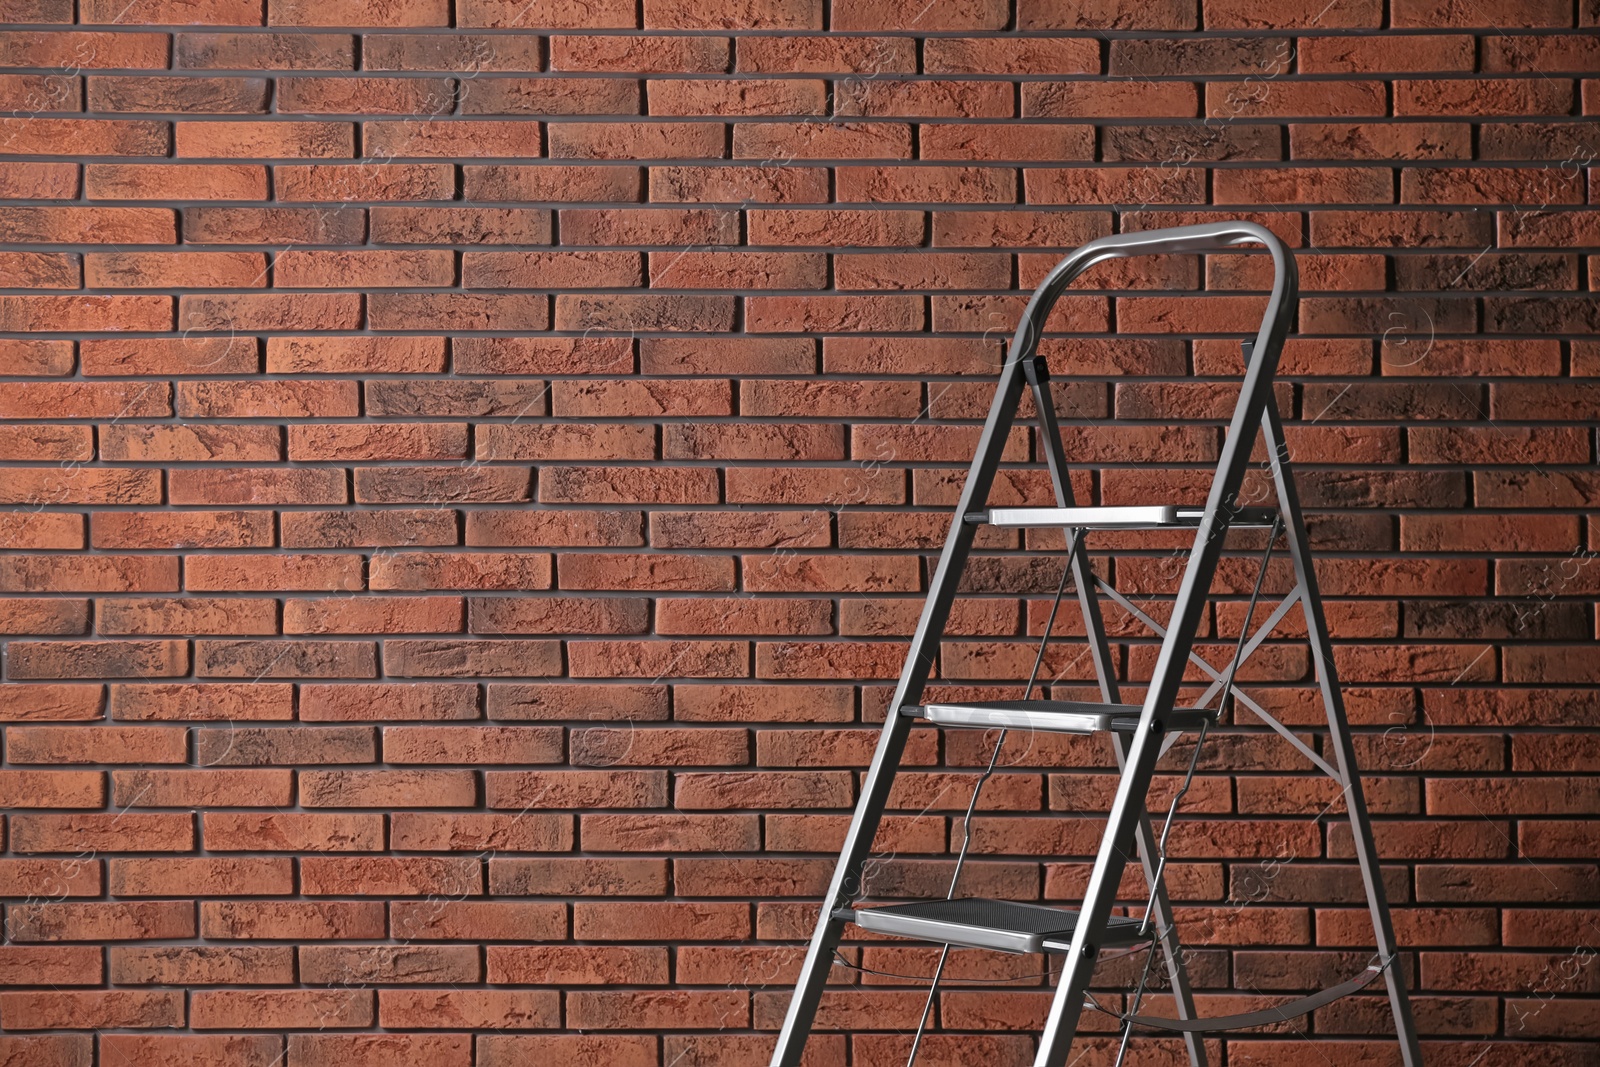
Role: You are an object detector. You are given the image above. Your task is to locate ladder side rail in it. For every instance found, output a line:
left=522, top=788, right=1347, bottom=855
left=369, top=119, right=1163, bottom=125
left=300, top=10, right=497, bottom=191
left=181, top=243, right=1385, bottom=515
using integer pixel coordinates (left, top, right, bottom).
left=1029, top=360, right=1207, bottom=1066
left=1032, top=222, right=1299, bottom=1067
left=769, top=335, right=1037, bottom=1066
left=1261, top=397, right=1424, bottom=1066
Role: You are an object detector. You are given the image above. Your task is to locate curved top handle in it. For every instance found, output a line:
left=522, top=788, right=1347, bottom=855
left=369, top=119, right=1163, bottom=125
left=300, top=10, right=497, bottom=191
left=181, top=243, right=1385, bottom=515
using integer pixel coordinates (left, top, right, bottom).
left=1004, top=220, right=1298, bottom=386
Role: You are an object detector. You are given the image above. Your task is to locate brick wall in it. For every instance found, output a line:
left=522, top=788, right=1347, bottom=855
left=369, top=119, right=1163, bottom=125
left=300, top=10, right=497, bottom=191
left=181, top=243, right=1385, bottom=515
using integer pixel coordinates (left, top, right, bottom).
left=1, top=0, right=1597, bottom=1063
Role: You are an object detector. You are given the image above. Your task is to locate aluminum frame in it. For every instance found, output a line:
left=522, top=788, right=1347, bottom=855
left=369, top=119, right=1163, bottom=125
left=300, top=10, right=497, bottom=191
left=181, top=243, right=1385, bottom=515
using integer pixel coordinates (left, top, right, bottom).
left=766, top=221, right=1422, bottom=1067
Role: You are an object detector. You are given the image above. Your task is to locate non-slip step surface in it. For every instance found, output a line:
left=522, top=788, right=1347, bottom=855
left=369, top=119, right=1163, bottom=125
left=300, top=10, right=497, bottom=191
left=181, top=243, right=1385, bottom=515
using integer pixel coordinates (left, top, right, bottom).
left=973, top=505, right=1279, bottom=530
left=852, top=898, right=1152, bottom=954
left=907, top=700, right=1215, bottom=735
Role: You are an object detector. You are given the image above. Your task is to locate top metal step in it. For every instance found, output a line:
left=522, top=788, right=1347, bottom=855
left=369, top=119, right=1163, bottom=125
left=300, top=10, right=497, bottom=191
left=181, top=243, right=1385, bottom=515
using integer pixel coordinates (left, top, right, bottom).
left=967, top=505, right=1279, bottom=530
left=906, top=700, right=1215, bottom=735
left=848, top=897, right=1152, bottom=954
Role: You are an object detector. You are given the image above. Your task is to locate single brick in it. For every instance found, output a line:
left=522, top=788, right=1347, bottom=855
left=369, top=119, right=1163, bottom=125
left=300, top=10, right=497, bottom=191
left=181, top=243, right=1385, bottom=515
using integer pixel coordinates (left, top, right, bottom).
left=643, top=0, right=817, bottom=28
left=552, top=35, right=728, bottom=73
left=462, top=76, right=638, bottom=115
left=0, top=30, right=168, bottom=68
left=175, top=120, right=354, bottom=158
left=90, top=162, right=251, bottom=205
left=459, top=0, right=634, bottom=27
left=84, top=251, right=266, bottom=289
left=547, top=120, right=725, bottom=159
left=270, top=0, right=451, bottom=26
left=176, top=32, right=354, bottom=70
left=278, top=76, right=455, bottom=114
left=86, top=76, right=269, bottom=114
left=364, top=33, right=540, bottom=72
left=83, top=0, right=263, bottom=21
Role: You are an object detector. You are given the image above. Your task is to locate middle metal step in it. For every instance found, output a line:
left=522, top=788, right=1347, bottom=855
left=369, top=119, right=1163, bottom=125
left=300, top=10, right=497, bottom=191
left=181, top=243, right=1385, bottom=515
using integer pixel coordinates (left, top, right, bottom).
left=848, top=898, right=1153, bottom=954
left=905, top=700, right=1214, bottom=735
left=966, top=505, right=1280, bottom=529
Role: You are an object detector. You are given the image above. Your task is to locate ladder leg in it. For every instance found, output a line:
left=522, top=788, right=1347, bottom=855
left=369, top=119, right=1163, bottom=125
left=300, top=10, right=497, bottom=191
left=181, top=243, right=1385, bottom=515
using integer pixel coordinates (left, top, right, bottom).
left=1026, top=360, right=1206, bottom=1065
left=1036, top=331, right=1280, bottom=1063
left=1075, top=523, right=1207, bottom=1067
left=1075, top=508, right=1207, bottom=1067
left=1030, top=361, right=1206, bottom=1066
left=772, top=349, right=1033, bottom=1067
left=1262, top=400, right=1423, bottom=1067
left=769, top=709, right=914, bottom=1067
left=1032, top=769, right=1153, bottom=1067
left=1030, top=575, right=1170, bottom=1067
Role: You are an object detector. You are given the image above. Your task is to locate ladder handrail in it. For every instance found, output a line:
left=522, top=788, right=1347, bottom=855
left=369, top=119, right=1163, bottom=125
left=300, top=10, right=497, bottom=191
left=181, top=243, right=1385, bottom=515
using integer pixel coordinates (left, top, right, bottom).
left=1002, top=220, right=1298, bottom=389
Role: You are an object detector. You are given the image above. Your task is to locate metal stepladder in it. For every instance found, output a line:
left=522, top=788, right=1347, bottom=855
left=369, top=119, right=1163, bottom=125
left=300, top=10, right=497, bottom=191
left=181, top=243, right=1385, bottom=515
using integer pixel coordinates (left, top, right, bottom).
left=769, top=222, right=1423, bottom=1067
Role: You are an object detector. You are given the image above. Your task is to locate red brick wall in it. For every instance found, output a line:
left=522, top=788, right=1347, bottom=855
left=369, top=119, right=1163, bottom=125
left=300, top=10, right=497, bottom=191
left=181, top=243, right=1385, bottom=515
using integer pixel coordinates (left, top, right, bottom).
left=1, top=0, right=1597, bottom=1063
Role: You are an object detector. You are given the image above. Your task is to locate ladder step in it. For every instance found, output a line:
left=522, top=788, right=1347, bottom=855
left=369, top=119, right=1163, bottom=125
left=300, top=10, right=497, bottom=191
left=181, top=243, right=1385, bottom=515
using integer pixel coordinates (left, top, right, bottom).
left=849, top=898, right=1152, bottom=954
left=906, top=700, right=1214, bottom=735
left=969, top=505, right=1279, bottom=529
